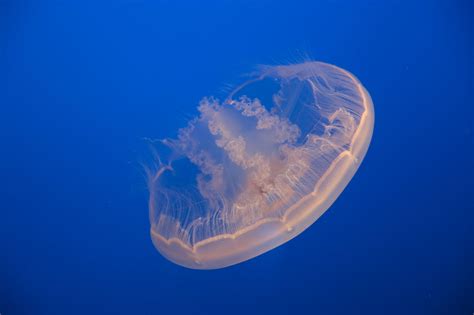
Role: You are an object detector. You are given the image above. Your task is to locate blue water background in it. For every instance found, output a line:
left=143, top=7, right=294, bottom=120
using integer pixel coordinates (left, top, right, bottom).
left=1, top=0, right=472, bottom=314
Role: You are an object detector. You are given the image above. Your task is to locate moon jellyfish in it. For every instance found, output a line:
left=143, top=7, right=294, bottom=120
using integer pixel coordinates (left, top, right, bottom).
left=146, top=61, right=374, bottom=269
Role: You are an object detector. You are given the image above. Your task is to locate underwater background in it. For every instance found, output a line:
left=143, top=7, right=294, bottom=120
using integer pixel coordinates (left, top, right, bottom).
left=1, top=0, right=472, bottom=314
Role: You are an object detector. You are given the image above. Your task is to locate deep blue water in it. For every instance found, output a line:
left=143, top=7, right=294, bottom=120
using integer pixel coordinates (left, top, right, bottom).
left=1, top=1, right=473, bottom=314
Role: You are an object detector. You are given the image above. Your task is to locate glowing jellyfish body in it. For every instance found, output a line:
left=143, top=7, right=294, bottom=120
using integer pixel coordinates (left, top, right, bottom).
left=147, top=61, right=374, bottom=269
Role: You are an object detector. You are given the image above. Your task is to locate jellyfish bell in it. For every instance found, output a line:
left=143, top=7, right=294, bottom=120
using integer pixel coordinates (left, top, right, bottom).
left=147, top=61, right=374, bottom=269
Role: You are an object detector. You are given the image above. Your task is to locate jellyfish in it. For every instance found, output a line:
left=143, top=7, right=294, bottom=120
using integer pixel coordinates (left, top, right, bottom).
left=146, top=61, right=374, bottom=269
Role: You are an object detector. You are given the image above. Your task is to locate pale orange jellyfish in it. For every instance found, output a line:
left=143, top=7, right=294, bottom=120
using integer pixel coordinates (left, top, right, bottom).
left=146, top=61, right=374, bottom=269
